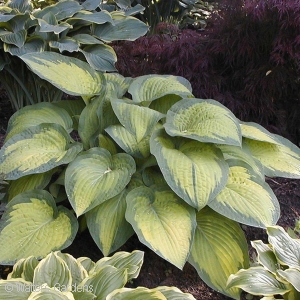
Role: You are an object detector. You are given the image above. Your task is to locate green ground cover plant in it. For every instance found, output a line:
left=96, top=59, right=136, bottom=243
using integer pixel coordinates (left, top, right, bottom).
left=0, top=52, right=299, bottom=298
left=0, top=250, right=196, bottom=299
left=227, top=225, right=300, bottom=300
left=0, top=0, right=148, bottom=109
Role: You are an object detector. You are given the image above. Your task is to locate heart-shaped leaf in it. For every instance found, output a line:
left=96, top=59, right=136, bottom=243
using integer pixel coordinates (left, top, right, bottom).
left=189, top=207, right=249, bottom=299
left=86, top=190, right=135, bottom=256
left=0, top=190, right=78, bottom=265
left=126, top=185, right=196, bottom=269
left=150, top=129, right=229, bottom=210
left=209, top=162, right=280, bottom=228
left=65, top=147, right=136, bottom=216
left=0, top=123, right=83, bottom=180
left=5, top=102, right=73, bottom=142
left=164, top=98, right=242, bottom=146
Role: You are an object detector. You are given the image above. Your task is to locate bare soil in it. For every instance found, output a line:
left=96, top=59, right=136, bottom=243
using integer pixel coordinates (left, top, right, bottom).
left=0, top=98, right=300, bottom=299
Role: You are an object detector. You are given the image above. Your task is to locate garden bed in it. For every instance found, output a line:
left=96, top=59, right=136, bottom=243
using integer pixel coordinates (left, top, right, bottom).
left=0, top=98, right=299, bottom=299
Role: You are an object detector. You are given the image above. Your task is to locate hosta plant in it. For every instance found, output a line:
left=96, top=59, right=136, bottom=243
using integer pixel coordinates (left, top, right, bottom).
left=0, top=250, right=196, bottom=299
left=0, top=52, right=300, bottom=299
left=0, top=0, right=147, bottom=109
left=227, top=225, right=300, bottom=300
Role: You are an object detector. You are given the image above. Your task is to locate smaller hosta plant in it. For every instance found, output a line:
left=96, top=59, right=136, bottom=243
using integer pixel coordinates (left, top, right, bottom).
left=227, top=225, right=300, bottom=300
left=0, top=250, right=196, bottom=299
left=0, top=52, right=300, bottom=299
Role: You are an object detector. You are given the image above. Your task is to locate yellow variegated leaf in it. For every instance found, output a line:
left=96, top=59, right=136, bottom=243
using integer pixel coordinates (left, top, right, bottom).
left=189, top=207, right=249, bottom=299
left=244, top=135, right=300, bottom=178
left=0, top=124, right=83, bottom=180
left=21, top=52, right=105, bottom=96
left=128, top=75, right=193, bottom=104
left=107, top=287, right=166, bottom=300
left=126, top=185, right=196, bottom=269
left=5, top=102, right=73, bottom=142
left=209, top=162, right=280, bottom=228
left=0, top=190, right=78, bottom=265
left=150, top=128, right=229, bottom=210
left=65, top=147, right=136, bottom=216
left=165, top=98, right=242, bottom=146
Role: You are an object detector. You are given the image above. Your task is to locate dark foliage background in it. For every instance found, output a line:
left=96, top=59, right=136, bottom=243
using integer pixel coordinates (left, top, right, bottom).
left=113, top=0, right=300, bottom=144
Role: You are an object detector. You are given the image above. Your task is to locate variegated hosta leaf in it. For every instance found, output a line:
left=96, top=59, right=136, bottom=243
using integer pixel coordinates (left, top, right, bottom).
left=125, top=185, right=196, bottom=269
left=128, top=75, right=193, bottom=104
left=277, top=269, right=300, bottom=292
left=0, top=190, right=78, bottom=265
left=149, top=94, right=182, bottom=117
left=49, top=37, right=80, bottom=52
left=57, top=252, right=88, bottom=285
left=164, top=98, right=242, bottom=146
left=251, top=240, right=278, bottom=273
left=77, top=257, right=95, bottom=274
left=105, top=124, right=152, bottom=158
left=93, top=14, right=149, bottom=42
left=111, top=99, right=164, bottom=142
left=86, top=189, right=135, bottom=256
left=65, top=147, right=136, bottom=216
left=97, top=134, right=118, bottom=155
left=106, top=287, right=166, bottom=300
left=267, top=226, right=300, bottom=269
left=38, top=19, right=71, bottom=34
left=240, top=122, right=281, bottom=144
left=8, top=170, right=56, bottom=201
left=67, top=10, right=113, bottom=25
left=0, top=123, right=83, bottom=180
left=8, top=256, right=39, bottom=282
left=1, top=29, right=26, bottom=48
left=0, top=278, right=32, bottom=299
left=103, top=73, right=132, bottom=98
left=28, top=288, right=75, bottom=299
left=33, top=252, right=71, bottom=289
left=91, top=250, right=144, bottom=281
left=227, top=267, right=290, bottom=296
left=79, top=265, right=127, bottom=299
left=244, top=135, right=300, bottom=178
left=81, top=44, right=117, bottom=72
left=189, top=207, right=249, bottom=300
left=21, top=52, right=105, bottom=96
left=153, top=286, right=196, bottom=299
left=209, top=162, right=280, bottom=228
left=150, top=129, right=229, bottom=210
left=217, top=143, right=265, bottom=180
left=5, top=102, right=73, bottom=142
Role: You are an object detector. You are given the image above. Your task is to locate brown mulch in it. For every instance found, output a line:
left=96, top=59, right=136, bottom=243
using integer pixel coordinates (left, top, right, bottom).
left=0, top=98, right=300, bottom=300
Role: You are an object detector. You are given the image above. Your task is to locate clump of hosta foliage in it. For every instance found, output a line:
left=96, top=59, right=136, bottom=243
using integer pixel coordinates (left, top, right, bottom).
left=0, top=52, right=300, bottom=299
left=0, top=250, right=196, bottom=299
left=227, top=225, right=300, bottom=300
left=0, top=0, right=148, bottom=109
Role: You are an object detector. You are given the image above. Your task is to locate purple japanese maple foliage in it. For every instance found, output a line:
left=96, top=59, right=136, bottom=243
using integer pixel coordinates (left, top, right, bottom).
left=113, top=0, right=300, bottom=144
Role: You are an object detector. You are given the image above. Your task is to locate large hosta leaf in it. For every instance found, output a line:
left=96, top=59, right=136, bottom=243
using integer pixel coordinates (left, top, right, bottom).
left=150, top=129, right=229, bottom=210
left=209, top=162, right=280, bottom=228
left=125, top=185, right=196, bottom=269
left=111, top=99, right=164, bottom=142
left=277, top=269, right=300, bottom=292
left=86, top=189, right=134, bottom=256
left=164, top=98, right=242, bottom=146
left=244, top=135, right=300, bottom=178
left=0, top=124, right=82, bottom=180
left=227, top=267, right=290, bottom=296
left=21, top=52, right=105, bottom=96
left=189, top=207, right=249, bottom=299
left=93, top=13, right=148, bottom=42
left=107, top=287, right=166, bottom=300
left=153, top=286, right=196, bottom=299
left=267, top=226, right=300, bottom=269
left=103, top=73, right=132, bottom=98
left=65, top=147, right=136, bottom=216
left=0, top=190, right=78, bottom=265
left=128, top=75, right=192, bottom=104
left=5, top=102, right=73, bottom=142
